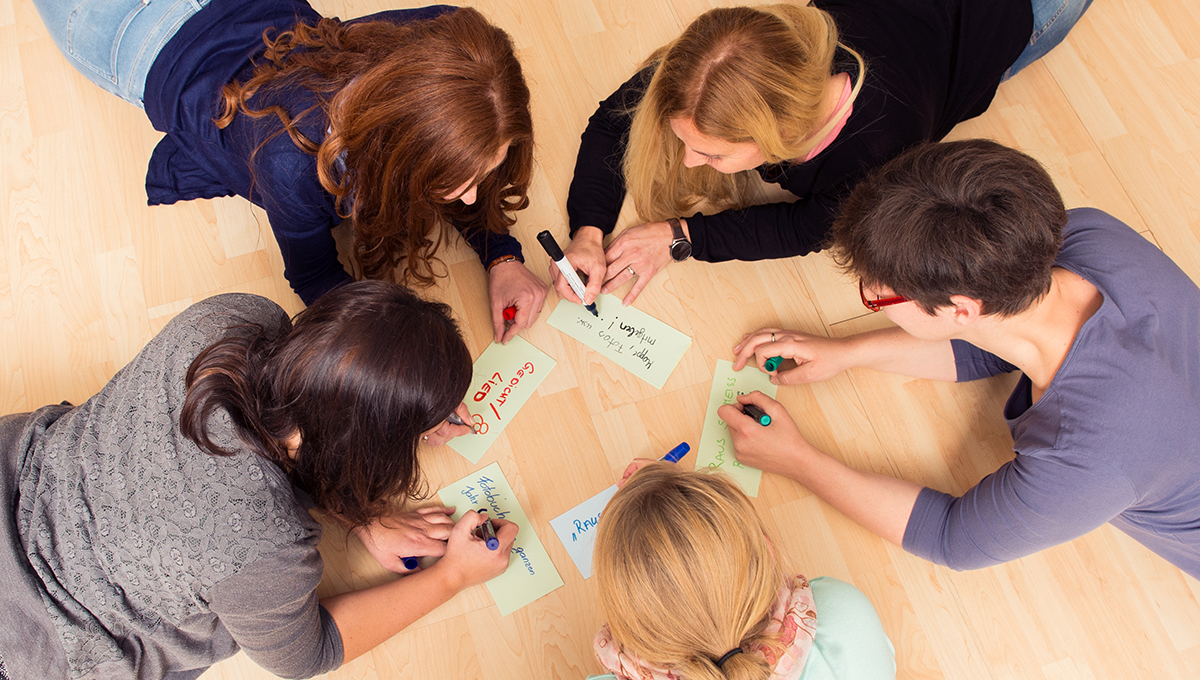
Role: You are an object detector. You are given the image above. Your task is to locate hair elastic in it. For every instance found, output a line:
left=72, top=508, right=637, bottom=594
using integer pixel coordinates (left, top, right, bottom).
left=716, top=647, right=744, bottom=668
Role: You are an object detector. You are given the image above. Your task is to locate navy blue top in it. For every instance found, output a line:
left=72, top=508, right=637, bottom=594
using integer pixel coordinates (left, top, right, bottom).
left=565, top=0, right=1031, bottom=261
left=905, top=209, right=1200, bottom=578
left=143, top=0, right=523, bottom=305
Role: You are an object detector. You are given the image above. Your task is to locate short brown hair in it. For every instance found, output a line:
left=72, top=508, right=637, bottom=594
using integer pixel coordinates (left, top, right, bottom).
left=830, top=139, right=1066, bottom=316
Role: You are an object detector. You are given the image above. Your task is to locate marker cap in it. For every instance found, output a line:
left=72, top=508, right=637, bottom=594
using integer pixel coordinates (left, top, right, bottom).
left=662, top=442, right=690, bottom=463
left=764, top=356, right=782, bottom=372
left=536, top=230, right=565, bottom=261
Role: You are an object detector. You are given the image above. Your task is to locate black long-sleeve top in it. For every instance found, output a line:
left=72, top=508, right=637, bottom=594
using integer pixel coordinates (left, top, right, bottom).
left=566, top=0, right=1032, bottom=262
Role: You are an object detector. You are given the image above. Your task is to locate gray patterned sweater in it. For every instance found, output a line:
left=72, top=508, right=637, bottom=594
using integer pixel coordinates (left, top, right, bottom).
left=0, top=294, right=343, bottom=679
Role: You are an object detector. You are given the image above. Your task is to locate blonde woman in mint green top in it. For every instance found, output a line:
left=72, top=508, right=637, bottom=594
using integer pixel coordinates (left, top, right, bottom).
left=587, top=463, right=895, bottom=680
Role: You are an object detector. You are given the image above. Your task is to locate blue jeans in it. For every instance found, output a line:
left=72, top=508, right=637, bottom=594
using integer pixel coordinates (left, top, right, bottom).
left=1004, top=0, right=1095, bottom=80
left=30, top=0, right=210, bottom=107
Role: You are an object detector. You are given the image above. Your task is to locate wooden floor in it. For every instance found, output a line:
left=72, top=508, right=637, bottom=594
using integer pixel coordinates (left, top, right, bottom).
left=4, top=0, right=1200, bottom=678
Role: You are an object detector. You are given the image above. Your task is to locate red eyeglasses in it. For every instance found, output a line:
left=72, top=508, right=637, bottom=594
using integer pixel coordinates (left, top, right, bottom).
left=859, top=280, right=909, bottom=312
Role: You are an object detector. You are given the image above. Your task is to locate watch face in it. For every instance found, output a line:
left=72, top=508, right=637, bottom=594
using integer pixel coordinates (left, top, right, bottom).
left=670, top=240, right=692, bottom=261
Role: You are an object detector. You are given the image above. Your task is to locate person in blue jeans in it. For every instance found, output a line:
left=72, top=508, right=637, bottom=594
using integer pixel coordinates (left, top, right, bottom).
left=728, top=139, right=1200, bottom=579
left=29, top=0, right=547, bottom=343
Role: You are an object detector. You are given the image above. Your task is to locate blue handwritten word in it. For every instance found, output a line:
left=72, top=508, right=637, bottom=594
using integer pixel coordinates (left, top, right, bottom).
left=571, top=514, right=600, bottom=542
left=477, top=476, right=512, bottom=520
left=511, top=546, right=535, bottom=575
left=460, top=484, right=480, bottom=505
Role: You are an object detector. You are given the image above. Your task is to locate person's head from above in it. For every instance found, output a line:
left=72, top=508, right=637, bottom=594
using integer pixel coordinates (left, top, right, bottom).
left=594, top=464, right=786, bottom=679
left=217, top=7, right=533, bottom=288
left=832, top=139, right=1067, bottom=328
left=181, top=281, right=472, bottom=529
left=625, top=4, right=863, bottom=221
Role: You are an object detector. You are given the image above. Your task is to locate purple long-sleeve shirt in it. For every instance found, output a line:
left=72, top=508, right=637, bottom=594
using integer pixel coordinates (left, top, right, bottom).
left=902, top=208, right=1200, bottom=578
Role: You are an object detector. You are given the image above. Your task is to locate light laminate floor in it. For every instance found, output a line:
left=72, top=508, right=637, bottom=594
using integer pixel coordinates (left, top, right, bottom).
left=3, top=0, right=1199, bottom=679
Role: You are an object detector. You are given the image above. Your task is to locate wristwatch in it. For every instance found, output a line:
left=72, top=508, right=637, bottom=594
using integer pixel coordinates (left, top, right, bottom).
left=668, top=217, right=692, bottom=262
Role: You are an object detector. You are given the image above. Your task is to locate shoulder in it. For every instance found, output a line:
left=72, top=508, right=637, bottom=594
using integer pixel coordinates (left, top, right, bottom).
left=166, top=294, right=291, bottom=345
left=800, top=577, right=896, bottom=680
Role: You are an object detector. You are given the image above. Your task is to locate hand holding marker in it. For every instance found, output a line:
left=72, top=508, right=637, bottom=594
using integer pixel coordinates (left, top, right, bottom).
left=403, top=504, right=498, bottom=569
left=537, top=230, right=599, bottom=317
left=740, top=404, right=771, bottom=426
left=474, top=510, right=500, bottom=550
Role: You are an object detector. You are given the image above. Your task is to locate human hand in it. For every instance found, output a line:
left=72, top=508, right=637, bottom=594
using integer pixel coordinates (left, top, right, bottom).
left=732, top=328, right=854, bottom=385
left=617, top=458, right=657, bottom=488
left=432, top=510, right=519, bottom=591
left=549, top=226, right=606, bottom=306
left=421, top=402, right=474, bottom=448
left=600, top=220, right=676, bottom=306
left=488, top=260, right=547, bottom=344
left=352, top=506, right=457, bottom=573
left=717, top=392, right=814, bottom=477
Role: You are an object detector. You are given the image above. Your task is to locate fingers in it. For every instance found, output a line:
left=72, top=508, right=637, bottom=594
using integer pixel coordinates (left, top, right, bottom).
left=549, top=263, right=582, bottom=304
left=731, top=328, right=792, bottom=373
left=492, top=307, right=506, bottom=344
left=617, top=458, right=655, bottom=488
left=489, top=516, right=519, bottom=549
left=622, top=271, right=651, bottom=307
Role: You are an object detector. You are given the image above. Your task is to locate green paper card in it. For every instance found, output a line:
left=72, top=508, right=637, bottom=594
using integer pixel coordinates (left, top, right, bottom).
left=449, top=337, right=555, bottom=464
left=437, top=462, right=564, bottom=616
left=546, top=294, right=691, bottom=389
left=695, top=360, right=778, bottom=496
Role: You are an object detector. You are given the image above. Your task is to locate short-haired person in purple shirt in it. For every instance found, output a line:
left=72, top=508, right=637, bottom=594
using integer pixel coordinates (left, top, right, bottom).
left=723, top=139, right=1200, bottom=577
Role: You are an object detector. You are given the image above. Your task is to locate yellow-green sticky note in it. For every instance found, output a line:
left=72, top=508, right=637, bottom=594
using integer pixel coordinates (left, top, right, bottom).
left=437, top=462, right=564, bottom=616
left=449, top=336, right=555, bottom=464
left=546, top=294, right=691, bottom=389
left=695, top=359, right=778, bottom=496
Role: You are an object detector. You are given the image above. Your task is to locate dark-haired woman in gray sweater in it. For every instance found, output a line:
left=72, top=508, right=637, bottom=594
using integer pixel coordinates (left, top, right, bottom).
left=0, top=281, right=516, bottom=680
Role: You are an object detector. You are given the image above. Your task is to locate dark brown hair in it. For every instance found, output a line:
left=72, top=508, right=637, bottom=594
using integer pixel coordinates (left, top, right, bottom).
left=830, top=139, right=1067, bottom=316
left=181, top=281, right=472, bottom=528
left=216, top=7, right=533, bottom=286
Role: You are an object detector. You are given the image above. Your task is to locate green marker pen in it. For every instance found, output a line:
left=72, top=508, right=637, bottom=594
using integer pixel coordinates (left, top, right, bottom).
left=741, top=404, right=772, bottom=426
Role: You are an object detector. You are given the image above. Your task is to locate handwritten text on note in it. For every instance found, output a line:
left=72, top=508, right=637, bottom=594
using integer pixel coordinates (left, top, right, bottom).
left=695, top=360, right=778, bottom=496
left=437, top=462, right=564, bottom=615
left=449, top=337, right=555, bottom=464
left=546, top=294, right=691, bottom=389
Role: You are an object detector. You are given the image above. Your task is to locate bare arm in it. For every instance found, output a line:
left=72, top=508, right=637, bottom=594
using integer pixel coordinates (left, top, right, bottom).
left=322, top=511, right=517, bottom=663
left=732, top=326, right=957, bottom=384
left=720, top=393, right=921, bottom=545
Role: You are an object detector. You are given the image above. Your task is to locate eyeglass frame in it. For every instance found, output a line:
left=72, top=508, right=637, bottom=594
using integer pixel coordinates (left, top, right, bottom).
left=859, top=280, right=910, bottom=312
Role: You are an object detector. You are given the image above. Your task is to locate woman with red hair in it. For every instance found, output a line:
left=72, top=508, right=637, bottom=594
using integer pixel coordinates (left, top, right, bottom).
left=30, top=1, right=545, bottom=343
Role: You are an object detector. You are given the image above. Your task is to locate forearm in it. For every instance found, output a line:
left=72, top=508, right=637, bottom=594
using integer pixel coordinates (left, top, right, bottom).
left=788, top=445, right=922, bottom=546
left=844, top=327, right=956, bottom=381
left=321, top=565, right=461, bottom=663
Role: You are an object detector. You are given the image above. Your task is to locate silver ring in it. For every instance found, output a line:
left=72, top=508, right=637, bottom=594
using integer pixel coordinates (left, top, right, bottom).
left=771, top=333, right=776, bottom=342
left=627, top=266, right=636, bottom=277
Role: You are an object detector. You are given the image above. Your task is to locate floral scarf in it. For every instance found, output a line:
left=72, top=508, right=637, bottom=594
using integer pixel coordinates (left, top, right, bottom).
left=593, top=575, right=819, bottom=680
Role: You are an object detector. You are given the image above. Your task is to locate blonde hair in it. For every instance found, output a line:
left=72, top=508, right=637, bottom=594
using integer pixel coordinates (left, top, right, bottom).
left=594, top=464, right=785, bottom=680
left=624, top=4, right=865, bottom=221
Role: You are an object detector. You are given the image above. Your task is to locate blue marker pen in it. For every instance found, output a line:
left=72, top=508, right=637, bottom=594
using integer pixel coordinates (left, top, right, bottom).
left=660, top=442, right=690, bottom=463
left=402, top=556, right=419, bottom=570
left=475, top=510, right=500, bottom=550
